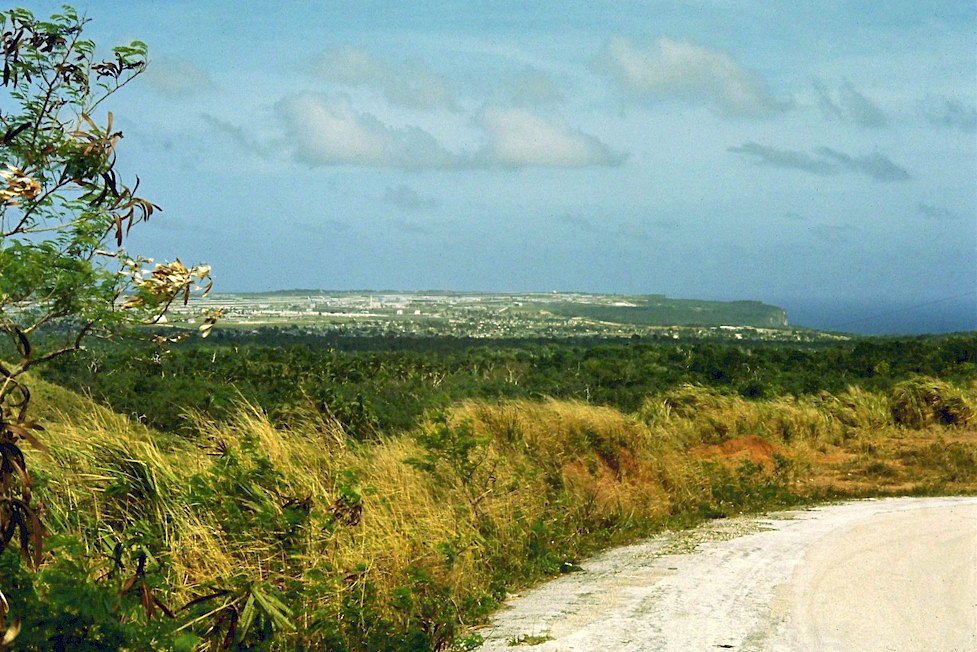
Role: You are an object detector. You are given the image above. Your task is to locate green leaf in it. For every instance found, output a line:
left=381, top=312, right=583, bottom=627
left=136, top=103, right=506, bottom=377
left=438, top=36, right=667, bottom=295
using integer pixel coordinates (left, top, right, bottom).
left=251, top=586, right=294, bottom=631
left=237, top=593, right=257, bottom=641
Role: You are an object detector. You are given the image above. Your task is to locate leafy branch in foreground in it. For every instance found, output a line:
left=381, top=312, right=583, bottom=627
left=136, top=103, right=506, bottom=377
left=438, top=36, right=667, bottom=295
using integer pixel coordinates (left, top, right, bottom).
left=0, top=6, right=215, bottom=645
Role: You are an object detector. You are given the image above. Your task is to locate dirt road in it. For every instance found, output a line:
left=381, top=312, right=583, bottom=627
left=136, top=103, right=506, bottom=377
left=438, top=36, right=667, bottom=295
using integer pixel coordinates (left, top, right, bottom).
left=478, top=497, right=977, bottom=651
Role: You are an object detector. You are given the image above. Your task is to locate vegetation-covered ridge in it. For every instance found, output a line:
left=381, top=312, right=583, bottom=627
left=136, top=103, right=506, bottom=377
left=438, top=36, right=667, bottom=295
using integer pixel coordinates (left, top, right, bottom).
left=6, top=369, right=977, bottom=650
left=38, top=332, right=977, bottom=438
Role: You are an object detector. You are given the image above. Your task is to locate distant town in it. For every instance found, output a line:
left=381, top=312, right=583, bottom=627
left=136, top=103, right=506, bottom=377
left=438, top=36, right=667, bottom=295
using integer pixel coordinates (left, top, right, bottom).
left=166, top=291, right=848, bottom=342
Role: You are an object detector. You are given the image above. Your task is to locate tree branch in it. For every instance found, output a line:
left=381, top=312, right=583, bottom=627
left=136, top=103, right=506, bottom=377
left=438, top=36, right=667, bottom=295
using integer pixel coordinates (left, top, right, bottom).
left=28, top=320, right=94, bottom=368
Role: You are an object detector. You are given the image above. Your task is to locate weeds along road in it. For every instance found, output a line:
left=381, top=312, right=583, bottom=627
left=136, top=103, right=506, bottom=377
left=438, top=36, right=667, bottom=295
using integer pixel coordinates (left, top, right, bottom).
left=478, top=497, right=977, bottom=651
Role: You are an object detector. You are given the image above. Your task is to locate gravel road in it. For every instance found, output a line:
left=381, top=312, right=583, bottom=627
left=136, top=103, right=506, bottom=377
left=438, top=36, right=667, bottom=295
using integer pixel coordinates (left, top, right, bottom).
left=478, top=496, right=977, bottom=651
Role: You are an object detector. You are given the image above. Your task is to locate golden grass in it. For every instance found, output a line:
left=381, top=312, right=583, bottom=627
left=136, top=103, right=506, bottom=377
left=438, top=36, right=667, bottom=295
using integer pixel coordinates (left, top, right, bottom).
left=889, top=377, right=976, bottom=429
left=19, top=374, right=977, bottom=648
left=452, top=398, right=693, bottom=522
left=639, top=383, right=901, bottom=449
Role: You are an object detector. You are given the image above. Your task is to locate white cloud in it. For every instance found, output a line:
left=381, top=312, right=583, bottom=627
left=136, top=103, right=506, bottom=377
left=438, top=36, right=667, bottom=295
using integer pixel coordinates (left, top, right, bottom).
left=728, top=142, right=834, bottom=175
left=277, top=95, right=621, bottom=170
left=143, top=58, right=215, bottom=97
left=595, top=36, right=789, bottom=118
left=198, top=113, right=269, bottom=156
left=313, top=47, right=456, bottom=111
left=815, top=147, right=909, bottom=182
left=838, top=81, right=887, bottom=128
left=477, top=107, right=624, bottom=168
left=277, top=94, right=459, bottom=169
left=812, top=79, right=844, bottom=121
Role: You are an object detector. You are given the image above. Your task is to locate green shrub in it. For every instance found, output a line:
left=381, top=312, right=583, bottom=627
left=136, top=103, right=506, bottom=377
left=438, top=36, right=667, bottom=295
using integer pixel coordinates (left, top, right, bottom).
left=0, top=539, right=193, bottom=651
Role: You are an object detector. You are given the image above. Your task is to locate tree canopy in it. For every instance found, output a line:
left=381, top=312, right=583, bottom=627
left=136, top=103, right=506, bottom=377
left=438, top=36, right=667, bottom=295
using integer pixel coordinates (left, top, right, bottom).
left=0, top=6, right=214, bottom=429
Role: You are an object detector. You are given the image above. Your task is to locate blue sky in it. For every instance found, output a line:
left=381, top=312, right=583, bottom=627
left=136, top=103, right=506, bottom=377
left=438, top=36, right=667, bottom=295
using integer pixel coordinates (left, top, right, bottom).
left=27, top=1, right=977, bottom=332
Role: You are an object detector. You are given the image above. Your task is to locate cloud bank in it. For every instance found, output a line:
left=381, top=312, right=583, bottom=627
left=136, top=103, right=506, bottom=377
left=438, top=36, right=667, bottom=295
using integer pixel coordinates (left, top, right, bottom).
left=729, top=142, right=910, bottom=182
left=729, top=142, right=834, bottom=175
left=199, top=113, right=269, bottom=156
left=278, top=95, right=621, bottom=169
left=595, top=36, right=789, bottom=118
left=814, top=147, right=910, bottom=182
left=503, top=69, right=565, bottom=107
left=278, top=94, right=458, bottom=168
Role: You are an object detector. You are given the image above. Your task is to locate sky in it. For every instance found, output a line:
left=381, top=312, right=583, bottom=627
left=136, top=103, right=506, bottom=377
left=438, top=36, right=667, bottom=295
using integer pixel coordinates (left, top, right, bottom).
left=26, top=0, right=977, bottom=333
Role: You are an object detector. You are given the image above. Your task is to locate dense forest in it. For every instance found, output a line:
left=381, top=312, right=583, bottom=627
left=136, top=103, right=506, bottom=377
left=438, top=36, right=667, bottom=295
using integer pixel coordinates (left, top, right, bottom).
left=38, top=329, right=977, bottom=439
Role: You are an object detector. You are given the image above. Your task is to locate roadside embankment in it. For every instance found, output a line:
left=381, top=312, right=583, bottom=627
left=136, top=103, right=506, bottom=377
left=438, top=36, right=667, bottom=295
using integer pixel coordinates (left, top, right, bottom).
left=12, top=375, right=977, bottom=649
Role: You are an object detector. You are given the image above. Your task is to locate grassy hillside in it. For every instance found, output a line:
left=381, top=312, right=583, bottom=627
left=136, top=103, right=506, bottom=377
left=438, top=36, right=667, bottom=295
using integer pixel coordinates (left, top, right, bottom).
left=7, top=373, right=977, bottom=650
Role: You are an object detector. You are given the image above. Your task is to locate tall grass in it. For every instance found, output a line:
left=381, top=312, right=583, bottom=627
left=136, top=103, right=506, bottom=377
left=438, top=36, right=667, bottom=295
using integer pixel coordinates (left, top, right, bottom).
left=889, top=377, right=975, bottom=429
left=638, top=383, right=892, bottom=448
left=16, top=374, right=977, bottom=650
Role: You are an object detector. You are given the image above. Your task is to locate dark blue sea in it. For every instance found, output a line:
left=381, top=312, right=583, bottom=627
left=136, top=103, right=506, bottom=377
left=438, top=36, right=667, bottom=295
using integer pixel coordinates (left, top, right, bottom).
left=776, top=295, right=977, bottom=335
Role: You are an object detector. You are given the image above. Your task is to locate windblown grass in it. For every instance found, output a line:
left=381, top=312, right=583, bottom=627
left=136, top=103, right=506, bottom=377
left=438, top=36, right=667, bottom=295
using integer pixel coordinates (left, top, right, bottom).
left=889, top=376, right=975, bottom=429
left=16, top=374, right=977, bottom=650
left=639, top=383, right=892, bottom=448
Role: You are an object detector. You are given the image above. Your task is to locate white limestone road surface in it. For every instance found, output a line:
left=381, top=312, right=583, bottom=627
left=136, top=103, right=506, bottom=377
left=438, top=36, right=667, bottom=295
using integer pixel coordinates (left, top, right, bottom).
left=477, top=497, right=977, bottom=651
